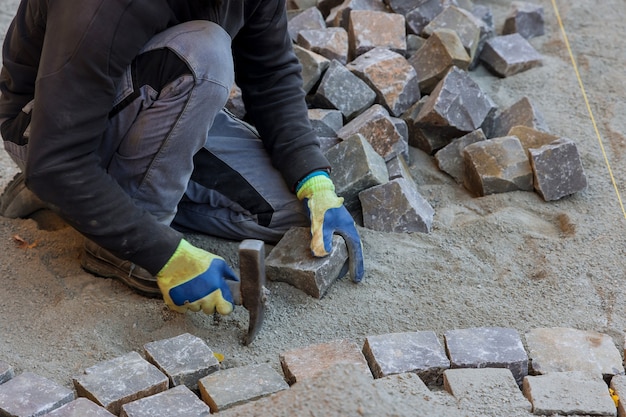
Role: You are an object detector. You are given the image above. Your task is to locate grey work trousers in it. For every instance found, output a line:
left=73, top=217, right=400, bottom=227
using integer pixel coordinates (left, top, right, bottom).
left=4, top=21, right=308, bottom=243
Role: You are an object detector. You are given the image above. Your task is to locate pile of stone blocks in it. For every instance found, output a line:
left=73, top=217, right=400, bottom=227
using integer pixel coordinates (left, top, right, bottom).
left=232, top=0, right=589, bottom=243
left=0, top=326, right=623, bottom=416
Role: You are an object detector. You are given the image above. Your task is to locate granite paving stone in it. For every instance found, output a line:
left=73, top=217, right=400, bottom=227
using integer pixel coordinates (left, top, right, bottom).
left=265, top=227, right=349, bottom=298
left=0, top=372, right=74, bottom=417
left=347, top=10, right=406, bottom=59
left=337, top=104, right=406, bottom=161
left=287, top=6, right=326, bottom=42
left=198, top=364, right=288, bottom=413
left=444, top=327, right=528, bottom=386
left=525, top=327, right=625, bottom=378
left=294, top=45, right=330, bottom=94
left=502, top=1, right=545, bottom=40
left=325, top=133, right=389, bottom=212
left=120, top=385, right=211, bottom=417
left=508, top=125, right=559, bottom=154
left=422, top=6, right=482, bottom=60
left=308, top=108, right=343, bottom=138
left=42, top=398, right=116, bottom=417
left=362, top=331, right=450, bottom=385
left=435, top=129, right=486, bottom=184
left=405, top=0, right=446, bottom=36
left=463, top=135, right=533, bottom=196
left=72, top=351, right=169, bottom=416
left=523, top=371, right=616, bottom=416
left=444, top=368, right=532, bottom=414
left=480, top=33, right=543, bottom=78
left=409, top=28, right=470, bottom=94
left=360, top=177, right=435, bottom=233
left=529, top=137, right=588, bottom=201
left=374, top=373, right=454, bottom=416
left=297, top=27, right=349, bottom=65
left=279, top=339, right=372, bottom=385
left=325, top=0, right=387, bottom=29
left=489, top=96, right=548, bottom=138
left=143, top=332, right=220, bottom=392
left=309, top=60, right=377, bottom=120
left=347, top=47, right=420, bottom=117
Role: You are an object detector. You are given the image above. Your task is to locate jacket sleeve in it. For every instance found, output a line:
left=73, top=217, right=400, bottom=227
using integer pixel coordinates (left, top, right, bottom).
left=8, top=0, right=182, bottom=274
left=232, top=0, right=331, bottom=190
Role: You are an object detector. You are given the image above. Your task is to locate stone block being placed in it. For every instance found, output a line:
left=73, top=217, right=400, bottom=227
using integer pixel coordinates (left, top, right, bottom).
left=422, top=6, right=483, bottom=60
left=337, top=104, right=406, bottom=161
left=409, top=28, right=470, bottom=94
left=525, top=327, right=625, bottom=378
left=360, top=177, right=435, bottom=233
left=265, top=227, right=348, bottom=298
left=347, top=10, right=406, bottom=59
left=73, top=351, right=169, bottom=416
left=489, top=96, right=548, bottom=138
left=198, top=364, right=288, bottom=413
left=480, top=33, right=542, bottom=78
left=44, top=398, right=116, bottom=417
left=120, top=385, right=211, bottom=417
left=325, top=133, right=389, bottom=212
left=363, top=331, right=450, bottom=385
left=0, top=361, right=13, bottom=385
left=444, top=327, right=528, bottom=386
left=309, top=60, right=377, bottom=121
left=347, top=47, right=420, bottom=117
left=523, top=371, right=616, bottom=416
left=287, top=6, right=326, bottom=42
left=297, top=27, right=349, bottom=65
left=309, top=108, right=343, bottom=138
left=502, top=1, right=545, bottom=40
left=0, top=372, right=74, bottom=417
left=444, top=368, right=532, bottom=414
left=435, top=128, right=486, bottom=184
left=279, top=339, right=371, bottom=385
left=294, top=45, right=330, bottom=94
left=530, top=138, right=588, bottom=201
left=143, top=333, right=220, bottom=392
left=463, top=136, right=533, bottom=196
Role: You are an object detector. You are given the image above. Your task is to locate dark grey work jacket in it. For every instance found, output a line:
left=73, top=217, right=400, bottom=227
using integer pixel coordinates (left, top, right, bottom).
left=0, top=0, right=329, bottom=274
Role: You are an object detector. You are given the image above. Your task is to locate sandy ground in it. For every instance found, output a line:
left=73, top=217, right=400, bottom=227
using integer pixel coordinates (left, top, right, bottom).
left=1, top=0, right=626, bottom=413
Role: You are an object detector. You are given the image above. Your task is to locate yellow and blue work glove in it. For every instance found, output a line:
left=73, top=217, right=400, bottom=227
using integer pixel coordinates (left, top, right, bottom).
left=157, top=239, right=238, bottom=315
left=296, top=170, right=365, bottom=282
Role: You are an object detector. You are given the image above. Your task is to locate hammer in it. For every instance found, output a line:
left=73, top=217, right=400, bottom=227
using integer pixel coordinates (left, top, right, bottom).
left=226, top=239, right=268, bottom=346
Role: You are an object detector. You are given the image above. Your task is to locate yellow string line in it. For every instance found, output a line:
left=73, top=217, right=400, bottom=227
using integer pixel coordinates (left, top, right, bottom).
left=551, top=0, right=626, bottom=218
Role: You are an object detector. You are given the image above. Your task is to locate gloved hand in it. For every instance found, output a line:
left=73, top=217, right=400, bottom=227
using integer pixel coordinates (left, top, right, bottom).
left=296, top=170, right=365, bottom=282
left=156, top=239, right=239, bottom=315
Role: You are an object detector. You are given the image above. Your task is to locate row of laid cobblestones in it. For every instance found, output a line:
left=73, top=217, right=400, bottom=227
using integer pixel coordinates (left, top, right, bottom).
left=0, top=326, right=623, bottom=416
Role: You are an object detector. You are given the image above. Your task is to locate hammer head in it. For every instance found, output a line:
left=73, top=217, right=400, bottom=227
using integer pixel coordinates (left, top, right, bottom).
left=227, top=239, right=267, bottom=345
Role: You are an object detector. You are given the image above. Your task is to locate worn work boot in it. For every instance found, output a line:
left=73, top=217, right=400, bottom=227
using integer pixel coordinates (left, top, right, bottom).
left=0, top=172, right=47, bottom=218
left=81, top=239, right=161, bottom=298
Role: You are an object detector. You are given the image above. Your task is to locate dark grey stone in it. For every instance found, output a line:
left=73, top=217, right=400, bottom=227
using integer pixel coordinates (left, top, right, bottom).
left=45, top=398, right=117, bottom=417
left=490, top=96, right=548, bottom=138
left=143, top=333, right=220, bottom=392
left=363, top=331, right=450, bottom=385
left=0, top=372, right=74, bottom=417
left=444, top=327, right=528, bottom=386
left=266, top=227, right=349, bottom=299
left=360, top=177, right=434, bottom=233
left=297, top=28, right=349, bottom=65
left=309, top=108, right=344, bottom=138
left=405, top=0, right=446, bottom=35
left=434, top=129, right=486, bottom=184
left=0, top=361, right=13, bottom=385
left=530, top=138, right=588, bottom=201
left=337, top=104, right=406, bottom=161
left=480, top=33, right=543, bottom=77
left=502, top=1, right=545, bottom=39
left=325, top=133, right=389, bottom=212
left=120, top=385, right=211, bottom=417
left=310, top=60, right=376, bottom=120
left=294, top=45, right=330, bottom=94
left=422, top=6, right=483, bottom=60
left=287, top=7, right=326, bottom=42
left=72, top=351, right=169, bottom=416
